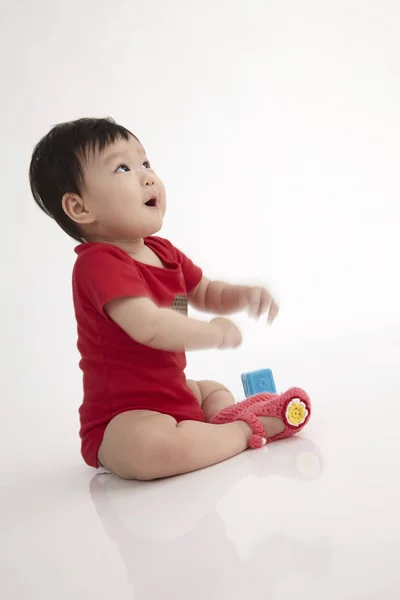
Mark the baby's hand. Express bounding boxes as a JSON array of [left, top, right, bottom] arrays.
[[210, 317, 243, 349], [246, 287, 279, 325]]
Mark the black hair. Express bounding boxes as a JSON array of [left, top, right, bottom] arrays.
[[29, 117, 135, 242]]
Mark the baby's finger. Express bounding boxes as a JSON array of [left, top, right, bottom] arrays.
[[267, 299, 280, 325], [258, 289, 272, 319], [248, 288, 261, 318]]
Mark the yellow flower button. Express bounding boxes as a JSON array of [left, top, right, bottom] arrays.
[[285, 399, 309, 427]]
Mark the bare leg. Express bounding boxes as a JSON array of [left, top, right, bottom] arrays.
[[187, 379, 236, 421], [187, 381, 284, 436], [98, 409, 284, 481]]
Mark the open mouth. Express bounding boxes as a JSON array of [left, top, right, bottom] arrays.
[[145, 198, 157, 208]]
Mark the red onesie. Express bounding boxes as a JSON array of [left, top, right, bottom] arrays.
[[73, 236, 206, 468]]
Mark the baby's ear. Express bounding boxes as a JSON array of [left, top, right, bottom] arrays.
[[62, 193, 94, 225]]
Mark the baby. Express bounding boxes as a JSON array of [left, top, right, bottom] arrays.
[[29, 117, 311, 480]]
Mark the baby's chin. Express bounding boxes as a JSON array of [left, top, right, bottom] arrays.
[[102, 219, 164, 241], [142, 218, 165, 237]]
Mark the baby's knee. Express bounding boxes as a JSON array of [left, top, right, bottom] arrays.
[[120, 428, 181, 481], [186, 379, 202, 403], [100, 411, 180, 480], [197, 380, 231, 399]]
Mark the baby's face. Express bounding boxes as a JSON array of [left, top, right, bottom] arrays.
[[80, 135, 166, 241]]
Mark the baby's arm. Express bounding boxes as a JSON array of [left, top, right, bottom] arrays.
[[190, 277, 279, 324], [105, 296, 242, 352]]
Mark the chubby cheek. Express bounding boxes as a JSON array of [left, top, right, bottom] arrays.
[[90, 196, 134, 230], [103, 180, 141, 217], [157, 180, 167, 214]]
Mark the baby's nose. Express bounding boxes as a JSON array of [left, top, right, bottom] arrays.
[[141, 169, 155, 186]]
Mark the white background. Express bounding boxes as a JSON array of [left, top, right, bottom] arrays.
[[2, 0, 399, 466], [1, 2, 400, 599]]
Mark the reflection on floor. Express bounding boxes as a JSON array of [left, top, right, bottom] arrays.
[[2, 329, 400, 599], [90, 437, 327, 600]]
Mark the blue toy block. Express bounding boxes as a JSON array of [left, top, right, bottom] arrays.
[[241, 369, 276, 398]]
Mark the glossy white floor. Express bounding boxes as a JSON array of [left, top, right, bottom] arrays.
[[1, 323, 399, 600]]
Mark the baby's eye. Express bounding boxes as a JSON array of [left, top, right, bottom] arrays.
[[142, 161, 151, 169], [115, 164, 130, 173]]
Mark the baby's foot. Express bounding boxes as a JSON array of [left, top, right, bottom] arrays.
[[211, 388, 312, 449], [211, 392, 275, 425], [242, 389, 312, 448], [259, 416, 285, 439]]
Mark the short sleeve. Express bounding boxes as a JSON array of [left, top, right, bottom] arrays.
[[170, 243, 203, 293], [73, 245, 149, 314]]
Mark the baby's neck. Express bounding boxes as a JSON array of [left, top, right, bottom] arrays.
[[91, 237, 146, 257]]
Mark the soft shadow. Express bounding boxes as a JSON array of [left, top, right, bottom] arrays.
[[89, 437, 328, 598]]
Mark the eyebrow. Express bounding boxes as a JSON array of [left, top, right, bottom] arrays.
[[102, 151, 128, 166], [103, 146, 146, 166]]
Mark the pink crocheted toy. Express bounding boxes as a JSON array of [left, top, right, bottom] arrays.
[[211, 388, 311, 449]]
